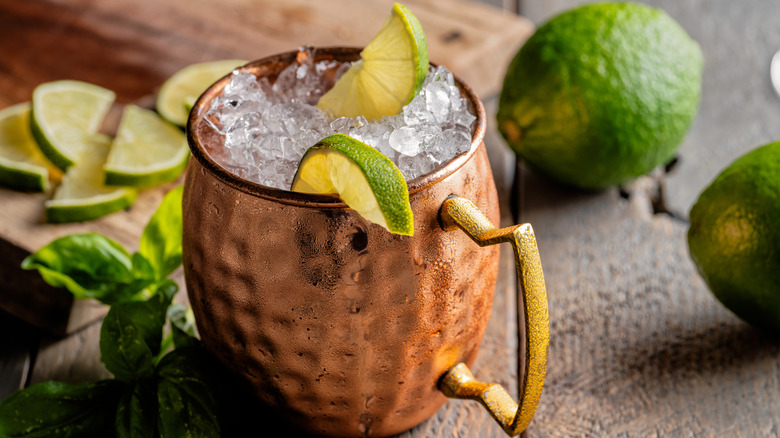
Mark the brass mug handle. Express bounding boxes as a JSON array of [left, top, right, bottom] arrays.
[[438, 196, 549, 436]]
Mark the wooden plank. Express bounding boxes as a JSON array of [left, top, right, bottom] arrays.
[[0, 311, 37, 398], [0, 0, 532, 335], [28, 320, 111, 385], [514, 166, 780, 436]]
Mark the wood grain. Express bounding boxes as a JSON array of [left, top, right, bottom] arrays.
[[0, 0, 532, 334]]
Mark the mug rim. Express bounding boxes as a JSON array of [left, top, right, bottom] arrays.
[[186, 47, 487, 209]]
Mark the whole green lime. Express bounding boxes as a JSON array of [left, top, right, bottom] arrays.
[[498, 2, 703, 189], [688, 141, 780, 333]]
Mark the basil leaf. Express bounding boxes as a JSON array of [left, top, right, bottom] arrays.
[[167, 304, 199, 349], [156, 347, 220, 438], [101, 283, 177, 380], [140, 186, 183, 279], [100, 305, 156, 381], [21, 233, 135, 303], [0, 380, 123, 437], [116, 380, 157, 438], [132, 252, 156, 280], [153, 279, 179, 303]]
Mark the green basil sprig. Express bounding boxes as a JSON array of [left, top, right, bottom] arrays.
[[21, 186, 184, 305], [1, 186, 225, 437]]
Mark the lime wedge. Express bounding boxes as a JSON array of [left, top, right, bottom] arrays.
[[46, 134, 136, 223], [156, 59, 247, 126], [0, 103, 52, 191], [292, 134, 414, 236], [104, 105, 188, 187], [31, 80, 115, 171], [316, 3, 428, 120]]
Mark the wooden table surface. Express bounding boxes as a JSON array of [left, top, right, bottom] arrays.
[[2, 0, 780, 437]]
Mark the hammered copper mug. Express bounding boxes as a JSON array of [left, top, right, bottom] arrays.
[[183, 48, 549, 437]]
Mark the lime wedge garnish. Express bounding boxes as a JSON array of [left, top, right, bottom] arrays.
[[292, 134, 413, 236], [316, 3, 428, 120], [104, 105, 188, 187], [156, 59, 247, 126], [0, 103, 52, 191], [46, 134, 136, 223], [31, 80, 115, 171]]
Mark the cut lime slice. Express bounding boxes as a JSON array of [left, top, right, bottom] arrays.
[[46, 134, 136, 223], [104, 105, 188, 187], [292, 134, 413, 235], [316, 3, 428, 120], [0, 103, 52, 191], [31, 80, 115, 171], [156, 59, 247, 126]]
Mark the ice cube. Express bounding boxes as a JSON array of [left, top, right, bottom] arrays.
[[331, 116, 367, 133], [389, 126, 422, 156], [208, 61, 476, 189]]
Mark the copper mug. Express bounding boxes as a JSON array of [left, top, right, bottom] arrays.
[[183, 48, 549, 437]]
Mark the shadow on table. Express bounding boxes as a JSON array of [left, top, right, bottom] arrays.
[[614, 317, 780, 386], [514, 163, 621, 221]]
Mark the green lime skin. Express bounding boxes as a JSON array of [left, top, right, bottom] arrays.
[[498, 2, 703, 190], [688, 141, 780, 333]]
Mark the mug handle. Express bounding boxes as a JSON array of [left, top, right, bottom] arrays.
[[438, 196, 549, 436]]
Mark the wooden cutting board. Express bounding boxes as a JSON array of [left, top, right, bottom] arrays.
[[0, 0, 533, 334]]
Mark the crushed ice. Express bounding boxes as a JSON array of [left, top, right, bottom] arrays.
[[205, 47, 476, 189]]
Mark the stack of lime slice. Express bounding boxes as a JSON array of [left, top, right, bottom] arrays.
[[24, 80, 188, 222], [0, 57, 246, 222]]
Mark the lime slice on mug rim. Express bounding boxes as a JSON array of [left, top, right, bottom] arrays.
[[292, 134, 414, 236], [316, 3, 428, 120]]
